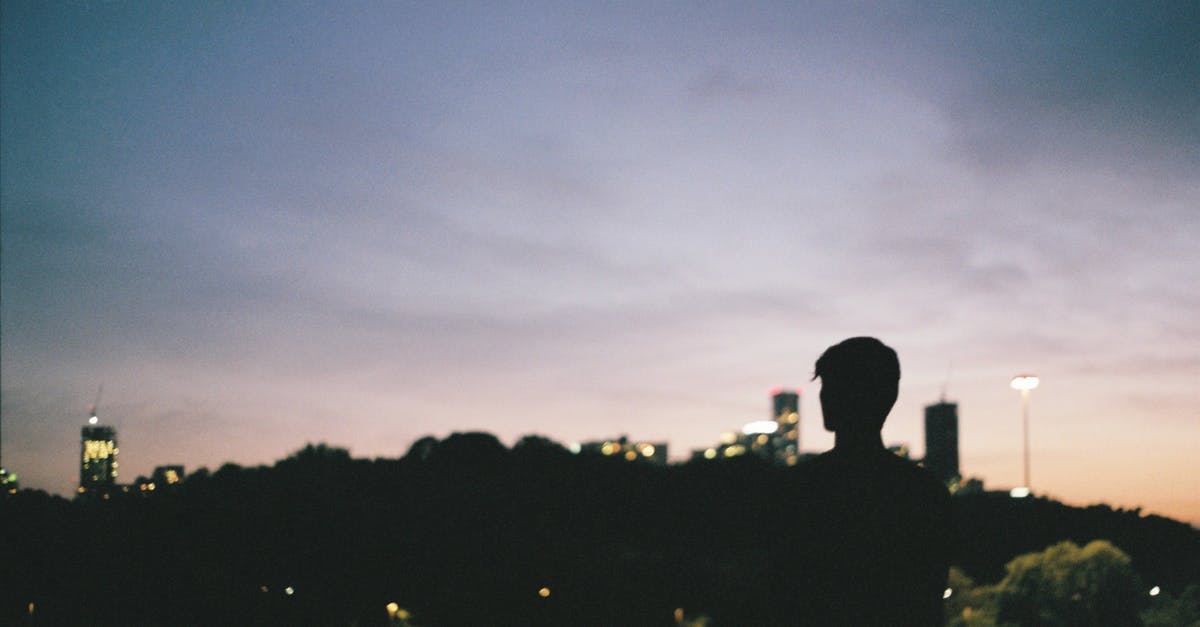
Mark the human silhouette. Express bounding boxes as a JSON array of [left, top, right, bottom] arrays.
[[771, 337, 951, 626]]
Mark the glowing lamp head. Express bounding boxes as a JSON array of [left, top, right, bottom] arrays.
[[88, 415, 99, 425], [1010, 486, 1031, 498], [1010, 375, 1039, 391]]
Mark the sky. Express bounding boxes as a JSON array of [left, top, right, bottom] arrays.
[[2, 2, 1197, 524]]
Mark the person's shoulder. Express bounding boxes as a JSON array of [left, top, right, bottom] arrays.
[[880, 453, 950, 497]]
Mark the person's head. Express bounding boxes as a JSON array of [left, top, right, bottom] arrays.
[[813, 337, 900, 436]]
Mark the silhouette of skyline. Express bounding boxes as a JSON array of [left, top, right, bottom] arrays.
[[2, 3, 1198, 526]]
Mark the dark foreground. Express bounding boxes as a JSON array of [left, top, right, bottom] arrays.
[[3, 434, 1197, 626]]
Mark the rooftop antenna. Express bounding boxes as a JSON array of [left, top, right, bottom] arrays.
[[87, 385, 103, 425]]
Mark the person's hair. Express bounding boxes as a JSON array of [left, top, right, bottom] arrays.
[[813, 337, 900, 429]]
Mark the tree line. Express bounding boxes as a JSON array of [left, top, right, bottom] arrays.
[[2, 432, 1197, 626]]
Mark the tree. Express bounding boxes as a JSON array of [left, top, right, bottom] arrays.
[[1141, 582, 1200, 627], [993, 540, 1143, 627]]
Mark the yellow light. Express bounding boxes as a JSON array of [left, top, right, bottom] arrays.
[[28, 602, 35, 614], [624, 450, 637, 461], [640, 444, 655, 457], [703, 448, 716, 459], [724, 445, 745, 457], [397, 609, 410, 619], [538, 587, 551, 598], [720, 431, 737, 445], [1010, 375, 1039, 391], [786, 412, 798, 424], [386, 602, 399, 616], [943, 588, 953, 599], [756, 434, 768, 445], [601, 442, 615, 455], [674, 607, 684, 622]]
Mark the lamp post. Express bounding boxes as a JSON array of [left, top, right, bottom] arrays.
[[1010, 374, 1039, 492]]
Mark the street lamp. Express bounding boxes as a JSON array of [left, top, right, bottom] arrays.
[[1010, 374, 1039, 492]]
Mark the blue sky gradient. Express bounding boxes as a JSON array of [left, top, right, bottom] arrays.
[[3, 2, 1198, 522]]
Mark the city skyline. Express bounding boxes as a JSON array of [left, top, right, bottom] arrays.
[[2, 3, 1198, 525], [6, 382, 1189, 521]]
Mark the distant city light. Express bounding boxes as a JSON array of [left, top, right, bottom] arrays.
[[538, 587, 551, 598], [1010, 487, 1031, 498], [943, 588, 953, 599], [703, 448, 717, 459], [1149, 586, 1161, 597], [284, 586, 295, 596], [640, 444, 655, 457], [89, 416, 98, 424], [743, 420, 778, 435], [720, 431, 737, 445]]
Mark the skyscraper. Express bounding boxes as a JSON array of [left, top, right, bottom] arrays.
[[771, 388, 801, 465], [923, 401, 959, 485], [80, 425, 118, 494]]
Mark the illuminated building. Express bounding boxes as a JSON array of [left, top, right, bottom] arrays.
[[152, 465, 185, 487], [1, 467, 17, 494], [80, 425, 119, 494], [579, 436, 668, 465], [770, 388, 801, 465], [924, 401, 960, 485], [688, 389, 806, 465], [133, 465, 186, 494], [689, 389, 805, 465]]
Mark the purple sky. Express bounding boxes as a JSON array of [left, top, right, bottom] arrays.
[[2, 2, 1198, 524]]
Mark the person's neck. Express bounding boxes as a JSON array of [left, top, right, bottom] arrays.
[[832, 431, 885, 453]]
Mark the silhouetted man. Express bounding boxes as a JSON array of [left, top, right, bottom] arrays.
[[774, 337, 950, 626]]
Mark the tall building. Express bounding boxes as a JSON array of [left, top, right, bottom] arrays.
[[80, 425, 119, 494], [923, 401, 959, 485], [771, 388, 801, 465]]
